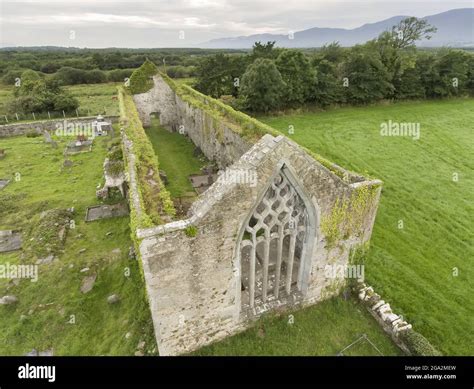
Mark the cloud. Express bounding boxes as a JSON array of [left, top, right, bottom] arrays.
[[0, 0, 469, 47]]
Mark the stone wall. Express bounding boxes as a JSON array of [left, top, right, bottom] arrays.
[[133, 76, 252, 169], [0, 116, 119, 138], [136, 134, 382, 355]]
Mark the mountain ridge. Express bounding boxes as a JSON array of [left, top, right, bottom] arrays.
[[200, 8, 473, 48]]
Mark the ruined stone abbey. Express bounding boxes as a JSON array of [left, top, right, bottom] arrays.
[[124, 73, 382, 356]]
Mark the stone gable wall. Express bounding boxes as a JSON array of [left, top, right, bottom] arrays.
[[125, 75, 382, 355], [133, 76, 252, 169], [137, 133, 382, 355]]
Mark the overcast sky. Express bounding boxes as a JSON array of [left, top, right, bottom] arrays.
[[0, 0, 470, 48]]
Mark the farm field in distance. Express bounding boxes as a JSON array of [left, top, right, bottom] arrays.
[[261, 98, 474, 355], [0, 83, 120, 122]]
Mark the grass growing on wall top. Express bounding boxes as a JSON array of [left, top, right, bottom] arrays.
[[127, 59, 159, 95], [118, 87, 175, 228]]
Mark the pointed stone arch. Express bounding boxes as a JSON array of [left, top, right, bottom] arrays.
[[236, 161, 317, 316]]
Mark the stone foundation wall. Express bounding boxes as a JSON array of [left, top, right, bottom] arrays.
[[0, 116, 119, 138]]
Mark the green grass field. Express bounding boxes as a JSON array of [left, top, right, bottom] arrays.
[[0, 132, 156, 355], [0, 83, 120, 121], [145, 119, 207, 198], [194, 297, 401, 356], [260, 98, 474, 355], [65, 83, 120, 116]]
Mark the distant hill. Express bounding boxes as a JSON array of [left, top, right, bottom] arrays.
[[200, 8, 474, 49]]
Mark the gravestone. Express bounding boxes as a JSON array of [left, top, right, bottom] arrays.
[[43, 130, 52, 144], [85, 203, 129, 222], [0, 179, 10, 191], [0, 230, 22, 253]]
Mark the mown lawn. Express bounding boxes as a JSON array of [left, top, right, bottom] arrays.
[[145, 119, 207, 198], [260, 98, 474, 355], [0, 132, 156, 355]]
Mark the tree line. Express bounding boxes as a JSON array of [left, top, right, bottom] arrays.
[[0, 48, 244, 86], [194, 18, 474, 112]]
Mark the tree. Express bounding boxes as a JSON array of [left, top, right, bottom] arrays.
[[9, 69, 78, 114], [395, 65, 426, 100], [239, 58, 286, 112], [195, 54, 247, 98], [342, 47, 394, 104], [251, 41, 279, 60], [275, 50, 315, 105], [433, 49, 470, 97], [309, 43, 346, 106], [391, 17, 437, 49], [310, 59, 343, 106]]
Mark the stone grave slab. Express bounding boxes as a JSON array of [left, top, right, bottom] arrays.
[[64, 140, 93, 155], [0, 179, 10, 191], [85, 203, 129, 222], [0, 230, 22, 253]]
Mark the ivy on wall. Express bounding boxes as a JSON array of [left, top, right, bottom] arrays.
[[321, 184, 380, 247]]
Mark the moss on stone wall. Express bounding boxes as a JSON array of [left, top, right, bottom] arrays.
[[399, 329, 442, 356], [118, 86, 175, 231]]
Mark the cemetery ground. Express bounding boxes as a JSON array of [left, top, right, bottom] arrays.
[[261, 97, 474, 355], [0, 130, 156, 355]]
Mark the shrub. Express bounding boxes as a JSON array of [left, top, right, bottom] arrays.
[[185, 225, 198, 237], [399, 330, 442, 356], [239, 58, 286, 112], [107, 68, 134, 83]]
